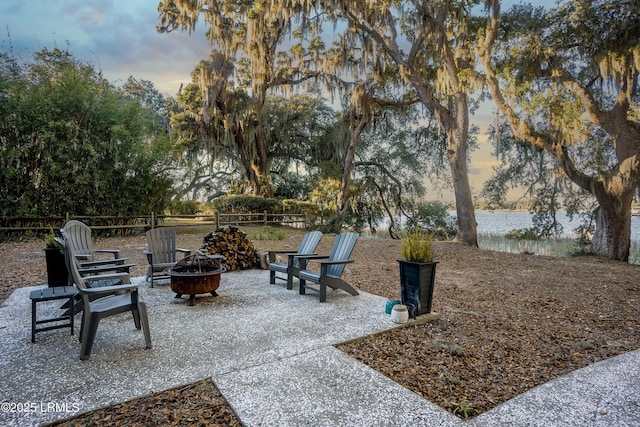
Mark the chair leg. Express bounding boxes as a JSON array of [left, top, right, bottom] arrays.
[[80, 312, 100, 360], [269, 270, 276, 284], [299, 278, 306, 295], [139, 302, 152, 350], [79, 310, 85, 342], [31, 299, 36, 343], [319, 283, 327, 303], [286, 271, 293, 290], [131, 306, 142, 330]]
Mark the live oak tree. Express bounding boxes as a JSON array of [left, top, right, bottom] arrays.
[[353, 104, 438, 237], [263, 91, 336, 183], [481, 0, 640, 261], [168, 64, 336, 200], [157, 0, 323, 196], [320, 0, 486, 246], [332, 83, 412, 227]]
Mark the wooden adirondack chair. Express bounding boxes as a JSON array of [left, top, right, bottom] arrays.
[[61, 220, 123, 262], [143, 228, 192, 287], [60, 220, 130, 285], [66, 236, 151, 360], [268, 231, 323, 290], [57, 236, 134, 316], [297, 232, 359, 302]]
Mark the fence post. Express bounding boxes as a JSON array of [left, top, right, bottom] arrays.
[[151, 212, 155, 229], [264, 210, 268, 225], [215, 212, 220, 228]]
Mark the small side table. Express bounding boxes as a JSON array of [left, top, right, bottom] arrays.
[[30, 286, 77, 343]]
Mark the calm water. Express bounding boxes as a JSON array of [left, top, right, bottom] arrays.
[[474, 210, 640, 263], [475, 210, 640, 241]]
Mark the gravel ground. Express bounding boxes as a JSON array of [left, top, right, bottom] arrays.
[[2, 225, 639, 423]]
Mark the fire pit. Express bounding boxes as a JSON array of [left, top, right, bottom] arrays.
[[166, 252, 225, 306]]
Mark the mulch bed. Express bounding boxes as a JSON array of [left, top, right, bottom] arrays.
[[45, 379, 241, 427]]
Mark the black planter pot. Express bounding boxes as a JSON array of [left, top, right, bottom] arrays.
[[44, 247, 68, 287], [398, 259, 438, 318]]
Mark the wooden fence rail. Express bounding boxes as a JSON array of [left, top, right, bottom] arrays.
[[0, 211, 308, 233]]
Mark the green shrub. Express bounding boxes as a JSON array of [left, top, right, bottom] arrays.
[[44, 227, 58, 248], [169, 199, 200, 215], [252, 226, 286, 241], [282, 200, 320, 216], [212, 195, 280, 214], [504, 227, 541, 240], [571, 224, 593, 256]]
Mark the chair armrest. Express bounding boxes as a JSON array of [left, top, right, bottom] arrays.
[[268, 250, 295, 262], [95, 249, 121, 258], [79, 283, 138, 295], [79, 263, 134, 276], [81, 272, 131, 286], [268, 250, 298, 254], [294, 254, 329, 260], [73, 254, 91, 262], [79, 258, 129, 267], [177, 248, 191, 256], [317, 259, 355, 266], [267, 250, 297, 262], [295, 254, 329, 270], [320, 259, 354, 276], [319, 259, 354, 276], [286, 252, 317, 266]]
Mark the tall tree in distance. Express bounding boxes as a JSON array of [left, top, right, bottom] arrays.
[[322, 0, 484, 246], [481, 0, 640, 261]]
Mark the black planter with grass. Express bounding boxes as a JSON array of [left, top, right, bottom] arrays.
[[398, 259, 437, 318], [398, 230, 438, 318]]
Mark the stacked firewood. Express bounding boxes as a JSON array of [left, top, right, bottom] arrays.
[[200, 225, 260, 271]]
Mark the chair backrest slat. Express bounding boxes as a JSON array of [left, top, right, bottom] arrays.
[[61, 220, 95, 261], [146, 228, 178, 263], [62, 236, 89, 292], [293, 231, 323, 268], [327, 232, 358, 277]]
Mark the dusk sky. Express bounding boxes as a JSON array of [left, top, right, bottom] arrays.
[[1, 0, 546, 200], [1, 1, 211, 95]]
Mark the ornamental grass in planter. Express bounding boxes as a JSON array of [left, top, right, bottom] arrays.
[[400, 229, 435, 263], [398, 230, 437, 318]]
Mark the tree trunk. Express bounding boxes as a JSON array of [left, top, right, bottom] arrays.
[[337, 116, 368, 221], [591, 190, 634, 261], [447, 128, 478, 246], [235, 127, 273, 197], [252, 105, 273, 197], [443, 95, 477, 246]]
